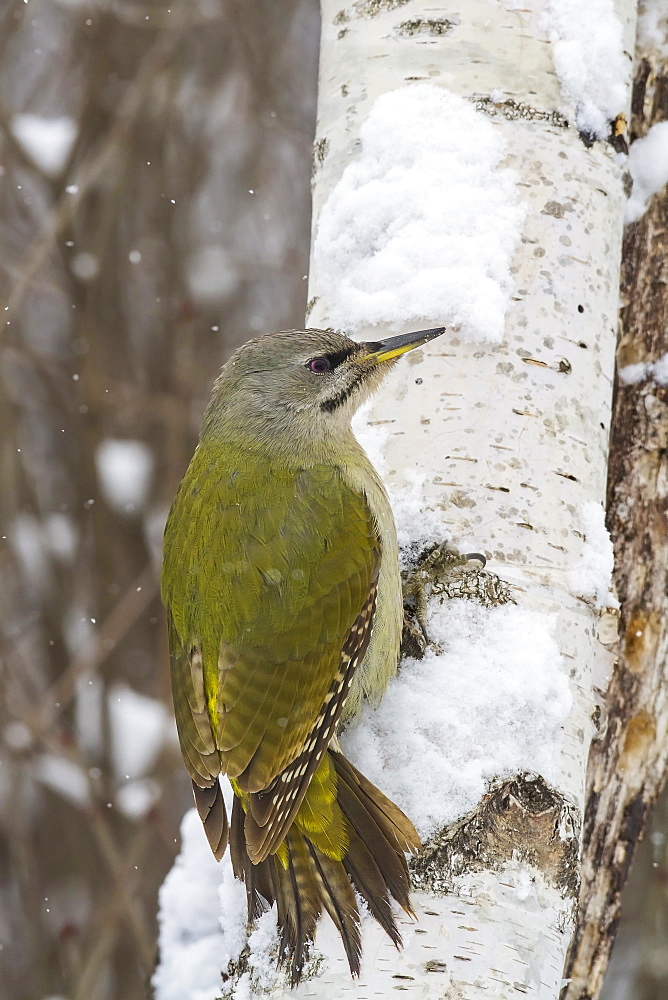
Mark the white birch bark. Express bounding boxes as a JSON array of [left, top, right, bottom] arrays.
[[299, 1, 637, 997]]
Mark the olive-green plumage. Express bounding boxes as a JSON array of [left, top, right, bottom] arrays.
[[162, 326, 444, 983]]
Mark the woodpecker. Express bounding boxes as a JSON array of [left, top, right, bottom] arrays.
[[162, 326, 445, 983]]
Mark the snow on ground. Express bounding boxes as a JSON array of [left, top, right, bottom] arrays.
[[11, 114, 77, 176], [342, 600, 571, 839], [94, 438, 154, 515], [625, 122, 668, 223], [619, 352, 668, 386], [568, 501, 617, 608], [314, 84, 525, 343]]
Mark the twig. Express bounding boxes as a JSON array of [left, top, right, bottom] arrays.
[[30, 564, 158, 735]]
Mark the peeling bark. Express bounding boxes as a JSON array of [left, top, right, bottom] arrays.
[[563, 21, 668, 999], [413, 773, 580, 898]]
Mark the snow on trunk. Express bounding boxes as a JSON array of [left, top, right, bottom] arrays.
[[153, 3, 638, 998], [303, 0, 635, 997]]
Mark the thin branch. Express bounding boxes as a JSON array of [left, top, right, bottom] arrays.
[[31, 564, 158, 735]]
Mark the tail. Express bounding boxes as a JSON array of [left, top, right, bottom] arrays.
[[228, 749, 420, 985]]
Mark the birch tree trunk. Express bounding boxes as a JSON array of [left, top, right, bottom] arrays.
[[302, 1, 636, 997], [565, 7, 668, 996]]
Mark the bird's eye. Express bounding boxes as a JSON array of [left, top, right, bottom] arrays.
[[307, 356, 332, 374]]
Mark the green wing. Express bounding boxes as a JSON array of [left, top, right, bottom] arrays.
[[162, 439, 379, 798], [167, 625, 220, 785]]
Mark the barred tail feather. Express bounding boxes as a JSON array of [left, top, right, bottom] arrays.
[[304, 838, 361, 977], [230, 795, 274, 922], [331, 750, 419, 913], [228, 750, 420, 985], [331, 750, 421, 858], [342, 825, 402, 948], [273, 829, 323, 984]]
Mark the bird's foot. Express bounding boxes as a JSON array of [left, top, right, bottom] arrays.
[[401, 543, 513, 658], [401, 544, 486, 657]]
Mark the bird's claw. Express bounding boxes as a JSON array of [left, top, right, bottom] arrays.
[[401, 542, 488, 658]]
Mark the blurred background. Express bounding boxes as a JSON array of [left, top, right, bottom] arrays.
[[0, 2, 664, 999], [0, 1, 318, 997]]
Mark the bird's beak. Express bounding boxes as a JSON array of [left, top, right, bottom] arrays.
[[358, 327, 446, 364]]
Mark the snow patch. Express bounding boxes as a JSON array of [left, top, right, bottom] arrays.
[[626, 122, 668, 223], [9, 513, 77, 589], [342, 600, 572, 839], [63, 606, 94, 655], [35, 754, 89, 807], [75, 676, 104, 759], [351, 401, 390, 478], [9, 514, 49, 592], [4, 721, 33, 752], [188, 245, 238, 303], [637, 2, 668, 53], [568, 502, 616, 607], [108, 684, 170, 780], [116, 778, 161, 819], [314, 84, 525, 343], [43, 512, 77, 562], [153, 810, 237, 1000], [71, 251, 100, 282], [391, 474, 453, 564], [143, 504, 170, 568], [501, 0, 630, 138], [218, 856, 249, 969], [542, 0, 629, 139], [619, 353, 668, 386], [95, 439, 154, 514], [12, 114, 77, 176], [231, 911, 282, 1000], [618, 361, 650, 385], [654, 354, 668, 385]]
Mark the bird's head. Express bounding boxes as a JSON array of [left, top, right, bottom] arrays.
[[201, 326, 445, 453]]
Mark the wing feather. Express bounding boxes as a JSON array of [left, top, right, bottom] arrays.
[[167, 623, 219, 784], [163, 446, 381, 850], [243, 573, 378, 862]]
